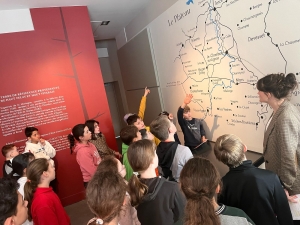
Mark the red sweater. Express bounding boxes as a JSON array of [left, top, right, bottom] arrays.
[[31, 187, 70, 225], [74, 142, 101, 182]]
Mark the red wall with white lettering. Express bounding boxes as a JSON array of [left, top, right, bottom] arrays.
[[0, 6, 117, 206]]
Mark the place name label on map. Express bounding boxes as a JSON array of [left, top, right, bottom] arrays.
[[166, 82, 177, 87], [231, 119, 255, 125], [243, 12, 263, 22], [248, 101, 261, 105], [221, 34, 231, 40], [248, 33, 265, 42], [204, 47, 212, 51], [232, 71, 245, 75], [231, 63, 240, 67], [279, 38, 300, 47], [188, 69, 197, 75], [214, 97, 222, 100], [233, 114, 246, 118], [246, 95, 258, 98], [238, 24, 249, 30], [218, 108, 232, 111], [252, 3, 262, 9], [168, 9, 191, 26], [195, 109, 206, 113], [226, 0, 239, 7], [237, 105, 249, 109]]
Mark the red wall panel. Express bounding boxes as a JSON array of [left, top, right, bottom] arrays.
[[0, 6, 117, 206]]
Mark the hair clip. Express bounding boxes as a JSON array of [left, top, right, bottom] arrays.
[[27, 179, 31, 183], [133, 172, 139, 176], [96, 218, 103, 224]]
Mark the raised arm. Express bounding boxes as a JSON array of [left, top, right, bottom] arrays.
[[177, 94, 193, 127], [138, 87, 150, 120]]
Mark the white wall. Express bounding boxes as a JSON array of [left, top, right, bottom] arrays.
[[115, 0, 179, 49]]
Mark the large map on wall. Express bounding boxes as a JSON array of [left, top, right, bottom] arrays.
[[149, 0, 300, 153]]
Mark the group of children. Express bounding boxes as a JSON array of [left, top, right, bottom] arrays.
[[0, 87, 296, 225], [1, 126, 69, 225]]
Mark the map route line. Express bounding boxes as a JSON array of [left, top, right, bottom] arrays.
[[174, 0, 268, 126], [263, 1, 287, 73]]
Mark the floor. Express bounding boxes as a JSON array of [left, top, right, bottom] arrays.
[[64, 144, 263, 225], [64, 200, 93, 225]]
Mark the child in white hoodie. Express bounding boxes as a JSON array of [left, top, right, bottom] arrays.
[[24, 127, 56, 160]]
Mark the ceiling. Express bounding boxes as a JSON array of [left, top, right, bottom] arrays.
[[0, 0, 151, 40]]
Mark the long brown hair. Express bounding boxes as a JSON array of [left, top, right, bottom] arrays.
[[24, 158, 49, 221], [180, 157, 221, 225], [127, 139, 156, 207], [86, 171, 127, 224]]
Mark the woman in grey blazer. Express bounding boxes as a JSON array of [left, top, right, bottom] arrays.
[[257, 73, 300, 197]]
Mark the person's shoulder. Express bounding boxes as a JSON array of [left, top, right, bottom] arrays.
[[177, 144, 189, 150], [176, 144, 192, 156], [160, 178, 180, 190], [221, 205, 249, 218], [280, 101, 300, 118]]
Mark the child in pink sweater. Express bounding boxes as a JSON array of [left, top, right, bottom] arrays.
[[68, 124, 101, 188]]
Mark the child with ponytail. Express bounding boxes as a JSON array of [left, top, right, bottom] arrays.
[[24, 158, 70, 225], [67, 124, 101, 188], [180, 157, 254, 225], [127, 139, 185, 225], [86, 170, 127, 225], [91, 156, 140, 225]]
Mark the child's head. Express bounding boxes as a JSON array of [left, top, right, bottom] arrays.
[[1, 144, 19, 160], [158, 111, 174, 121], [12, 153, 35, 177], [183, 105, 192, 120], [85, 120, 100, 138], [86, 171, 127, 224], [120, 125, 141, 146], [24, 127, 40, 144], [180, 157, 221, 225], [150, 115, 177, 141], [127, 139, 158, 207], [24, 158, 55, 221], [139, 129, 154, 141], [126, 114, 145, 130], [0, 178, 28, 225], [96, 156, 126, 178], [214, 134, 246, 168], [68, 124, 91, 153], [127, 139, 157, 173]]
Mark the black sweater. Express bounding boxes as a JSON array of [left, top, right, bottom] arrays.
[[136, 177, 185, 225], [177, 107, 205, 147], [219, 160, 293, 225]]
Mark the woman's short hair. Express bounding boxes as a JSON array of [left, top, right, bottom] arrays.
[[214, 134, 245, 168]]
